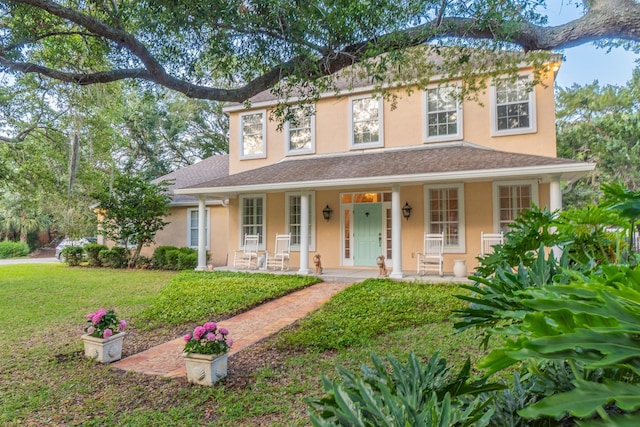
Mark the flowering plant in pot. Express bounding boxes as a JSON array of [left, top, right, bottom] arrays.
[[183, 322, 233, 386], [81, 309, 127, 363]]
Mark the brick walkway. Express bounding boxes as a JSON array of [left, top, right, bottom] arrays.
[[112, 281, 352, 378]]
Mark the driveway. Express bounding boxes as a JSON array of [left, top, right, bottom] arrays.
[[0, 257, 58, 265]]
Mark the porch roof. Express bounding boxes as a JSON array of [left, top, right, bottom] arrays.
[[175, 143, 594, 196]]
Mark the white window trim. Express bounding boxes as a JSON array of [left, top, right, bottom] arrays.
[[422, 85, 463, 143], [492, 180, 539, 232], [424, 184, 466, 254], [285, 105, 316, 156], [239, 110, 267, 160], [349, 94, 384, 149], [285, 191, 316, 251], [238, 194, 266, 250], [186, 207, 210, 249], [490, 72, 537, 137]]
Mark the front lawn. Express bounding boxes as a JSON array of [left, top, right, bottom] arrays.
[[0, 265, 481, 426]]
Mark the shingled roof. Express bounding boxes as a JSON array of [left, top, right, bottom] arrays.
[[153, 155, 229, 204], [176, 143, 593, 196]]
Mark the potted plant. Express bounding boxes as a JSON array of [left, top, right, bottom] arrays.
[[183, 322, 233, 386], [81, 309, 127, 363]]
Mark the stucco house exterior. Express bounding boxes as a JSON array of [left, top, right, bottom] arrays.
[[142, 154, 230, 266], [172, 54, 594, 277]]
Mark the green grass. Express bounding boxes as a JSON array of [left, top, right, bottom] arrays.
[[281, 279, 468, 350], [140, 271, 321, 327], [0, 265, 484, 426]]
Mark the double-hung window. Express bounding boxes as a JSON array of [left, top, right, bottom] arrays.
[[240, 195, 265, 248], [187, 208, 210, 249], [491, 75, 537, 136], [240, 111, 266, 159], [285, 192, 315, 250], [425, 184, 465, 252], [350, 95, 383, 149], [493, 181, 538, 233], [285, 105, 315, 155], [424, 86, 462, 142]]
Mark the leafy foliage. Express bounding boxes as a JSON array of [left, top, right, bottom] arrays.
[[0, 240, 29, 258], [140, 271, 320, 327], [61, 245, 84, 266], [307, 352, 501, 427], [83, 243, 108, 267], [92, 174, 171, 268], [283, 279, 466, 350], [97, 246, 129, 269]]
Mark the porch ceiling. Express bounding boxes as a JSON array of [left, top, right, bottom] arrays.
[[175, 143, 594, 196]]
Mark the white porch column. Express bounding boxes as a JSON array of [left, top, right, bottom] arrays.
[[549, 175, 563, 260], [390, 185, 404, 279], [298, 192, 311, 275], [196, 196, 208, 271]]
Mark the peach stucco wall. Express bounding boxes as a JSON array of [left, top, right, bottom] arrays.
[[143, 205, 229, 267], [228, 68, 557, 174]]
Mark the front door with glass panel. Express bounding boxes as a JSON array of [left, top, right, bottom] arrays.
[[353, 204, 382, 267]]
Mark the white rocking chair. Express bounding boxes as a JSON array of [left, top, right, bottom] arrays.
[[417, 232, 444, 277], [480, 232, 504, 257], [266, 233, 291, 271], [233, 234, 260, 269]]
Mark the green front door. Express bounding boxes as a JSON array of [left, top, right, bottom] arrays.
[[353, 203, 382, 267]]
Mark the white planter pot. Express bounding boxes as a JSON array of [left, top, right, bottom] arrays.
[[453, 259, 467, 278], [81, 332, 125, 363], [183, 352, 229, 386]]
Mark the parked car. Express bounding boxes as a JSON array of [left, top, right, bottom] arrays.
[[55, 237, 96, 261]]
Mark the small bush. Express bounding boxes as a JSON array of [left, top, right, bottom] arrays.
[[152, 246, 177, 269], [177, 251, 197, 270], [164, 249, 180, 270], [83, 243, 108, 267], [0, 240, 29, 259], [62, 246, 84, 266], [98, 246, 129, 268]]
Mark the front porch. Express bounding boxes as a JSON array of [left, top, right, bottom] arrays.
[[213, 265, 474, 284]]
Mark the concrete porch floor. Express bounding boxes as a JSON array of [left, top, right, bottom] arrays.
[[212, 265, 474, 284]]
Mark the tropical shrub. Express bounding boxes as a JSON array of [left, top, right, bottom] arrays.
[[61, 246, 84, 266], [83, 243, 108, 267], [0, 240, 29, 258], [98, 246, 129, 268], [307, 352, 501, 427]]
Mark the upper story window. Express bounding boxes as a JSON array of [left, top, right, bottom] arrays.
[[493, 180, 538, 233], [491, 75, 537, 136], [350, 95, 384, 149], [285, 105, 315, 156], [240, 110, 266, 159], [424, 184, 465, 253], [423, 86, 463, 142]]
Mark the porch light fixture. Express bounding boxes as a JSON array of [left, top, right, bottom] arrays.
[[322, 204, 333, 221], [402, 202, 412, 220]]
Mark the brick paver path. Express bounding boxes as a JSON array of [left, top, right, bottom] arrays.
[[113, 281, 352, 378]]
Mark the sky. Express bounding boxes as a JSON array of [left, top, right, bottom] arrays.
[[547, 2, 639, 88]]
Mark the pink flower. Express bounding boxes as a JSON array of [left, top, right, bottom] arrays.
[[218, 327, 229, 335], [92, 309, 107, 324], [193, 326, 206, 340], [204, 322, 217, 332], [86, 313, 95, 320], [87, 326, 95, 334], [226, 338, 234, 347], [206, 332, 215, 341], [183, 333, 191, 342], [119, 319, 127, 330], [216, 333, 223, 341], [103, 328, 113, 338]]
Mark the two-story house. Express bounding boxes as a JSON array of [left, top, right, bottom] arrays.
[[172, 53, 594, 277]]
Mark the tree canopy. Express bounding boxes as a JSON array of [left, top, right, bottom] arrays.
[[2, 0, 640, 103]]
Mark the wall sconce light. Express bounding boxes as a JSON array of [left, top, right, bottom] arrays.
[[322, 204, 333, 221], [402, 202, 412, 220]]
